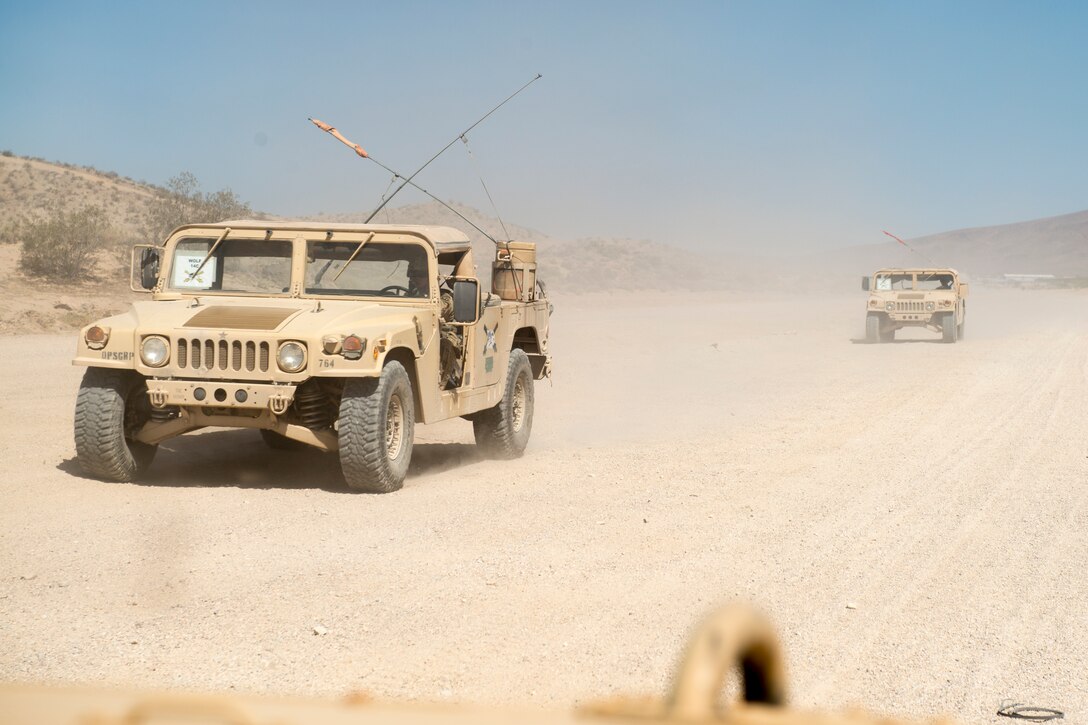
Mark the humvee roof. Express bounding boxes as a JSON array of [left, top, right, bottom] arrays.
[[873, 267, 961, 276], [171, 220, 474, 254]]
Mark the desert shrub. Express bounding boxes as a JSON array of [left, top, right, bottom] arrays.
[[1, 150, 13, 157], [140, 171, 254, 243], [18, 205, 113, 280], [0, 222, 20, 245]]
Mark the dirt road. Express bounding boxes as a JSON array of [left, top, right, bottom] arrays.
[[1, 288, 1085, 723]]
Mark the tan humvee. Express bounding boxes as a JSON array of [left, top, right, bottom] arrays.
[[861, 268, 968, 344], [73, 221, 552, 492]]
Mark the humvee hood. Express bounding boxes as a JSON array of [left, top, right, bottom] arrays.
[[183, 306, 300, 330], [126, 300, 306, 332], [126, 299, 418, 335], [278, 302, 417, 336]]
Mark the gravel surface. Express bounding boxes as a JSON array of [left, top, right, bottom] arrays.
[[1, 288, 1086, 724]]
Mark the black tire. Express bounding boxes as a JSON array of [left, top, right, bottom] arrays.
[[865, 313, 881, 343], [879, 326, 896, 343], [337, 362, 414, 493], [941, 312, 958, 343], [473, 349, 534, 459], [957, 315, 965, 340], [73, 368, 157, 482], [259, 429, 308, 451]]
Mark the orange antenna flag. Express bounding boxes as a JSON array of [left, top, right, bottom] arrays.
[[882, 229, 938, 267], [309, 117, 368, 158], [882, 230, 908, 246]]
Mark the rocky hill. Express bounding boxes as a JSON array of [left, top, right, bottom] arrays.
[[0, 153, 154, 243]]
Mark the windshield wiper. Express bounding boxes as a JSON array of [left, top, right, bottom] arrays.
[[331, 232, 375, 284], [187, 227, 231, 283]]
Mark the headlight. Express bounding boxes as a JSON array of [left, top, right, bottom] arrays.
[[277, 341, 306, 372], [140, 336, 170, 367], [925, 301, 935, 311], [885, 301, 895, 311]]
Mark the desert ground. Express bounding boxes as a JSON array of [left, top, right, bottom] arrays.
[[1, 287, 1086, 723]]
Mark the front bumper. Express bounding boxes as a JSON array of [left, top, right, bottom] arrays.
[[886, 312, 936, 324], [146, 380, 296, 414]]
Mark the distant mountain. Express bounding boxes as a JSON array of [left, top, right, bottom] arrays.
[[820, 210, 1088, 279], [908, 210, 1088, 277]]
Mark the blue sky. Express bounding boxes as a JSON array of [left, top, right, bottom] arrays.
[[1, 1, 1085, 252]]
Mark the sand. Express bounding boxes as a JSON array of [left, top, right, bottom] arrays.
[[1, 287, 1086, 723]]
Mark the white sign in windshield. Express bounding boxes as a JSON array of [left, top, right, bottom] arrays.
[[173, 253, 216, 289]]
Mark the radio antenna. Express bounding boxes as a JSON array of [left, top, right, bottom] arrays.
[[309, 74, 542, 245], [883, 230, 939, 268], [310, 117, 499, 243], [365, 73, 542, 224]]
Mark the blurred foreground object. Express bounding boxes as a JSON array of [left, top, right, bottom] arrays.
[[0, 604, 955, 724]]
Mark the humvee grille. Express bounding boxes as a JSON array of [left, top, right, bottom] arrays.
[[177, 338, 271, 373], [895, 301, 925, 312]]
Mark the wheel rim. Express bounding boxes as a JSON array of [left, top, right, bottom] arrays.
[[511, 377, 526, 432], [386, 394, 404, 459]]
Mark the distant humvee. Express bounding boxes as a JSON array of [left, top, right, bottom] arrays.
[[861, 268, 968, 343], [73, 221, 551, 492]]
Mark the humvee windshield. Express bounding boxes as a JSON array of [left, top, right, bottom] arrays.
[[874, 273, 914, 291], [874, 272, 955, 291], [169, 238, 293, 294], [916, 274, 955, 290], [306, 241, 430, 298]]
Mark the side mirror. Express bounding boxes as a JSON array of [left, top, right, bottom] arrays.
[[131, 245, 162, 292], [452, 279, 480, 324], [861, 276, 870, 292], [959, 282, 969, 298]]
